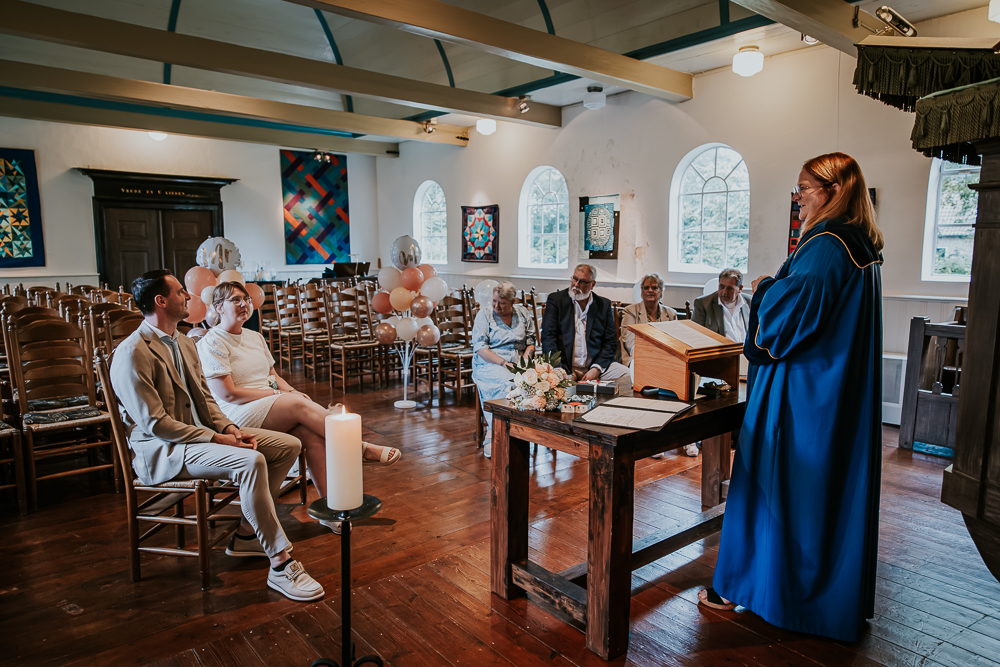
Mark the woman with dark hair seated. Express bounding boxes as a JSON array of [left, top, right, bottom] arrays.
[[198, 282, 400, 532]]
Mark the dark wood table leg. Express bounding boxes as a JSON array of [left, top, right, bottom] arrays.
[[586, 441, 635, 660], [701, 431, 731, 507], [491, 416, 530, 599]]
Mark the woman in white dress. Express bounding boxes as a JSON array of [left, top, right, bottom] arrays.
[[199, 282, 400, 530]]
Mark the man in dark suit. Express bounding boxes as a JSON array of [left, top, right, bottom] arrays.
[[693, 268, 751, 343], [542, 263, 629, 381]]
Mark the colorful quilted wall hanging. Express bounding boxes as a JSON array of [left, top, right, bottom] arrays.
[[578, 194, 620, 260], [461, 205, 499, 263], [0, 148, 46, 268], [281, 149, 350, 264]]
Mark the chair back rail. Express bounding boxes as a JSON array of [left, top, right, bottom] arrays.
[[102, 310, 144, 352]]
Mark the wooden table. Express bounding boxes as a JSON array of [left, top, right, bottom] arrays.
[[486, 390, 745, 660]]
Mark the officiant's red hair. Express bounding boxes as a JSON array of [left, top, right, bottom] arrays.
[[802, 152, 884, 252]]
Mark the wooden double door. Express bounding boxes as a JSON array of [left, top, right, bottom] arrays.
[[101, 207, 213, 291]]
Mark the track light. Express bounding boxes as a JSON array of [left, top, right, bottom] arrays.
[[732, 46, 763, 77], [422, 120, 436, 134], [801, 34, 819, 45], [874, 5, 917, 37], [583, 85, 606, 111], [517, 95, 530, 113], [312, 151, 337, 163]]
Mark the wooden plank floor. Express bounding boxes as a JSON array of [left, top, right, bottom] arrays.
[[2, 371, 999, 667]]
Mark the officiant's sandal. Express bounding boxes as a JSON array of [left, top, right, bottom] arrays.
[[362, 441, 401, 466], [698, 588, 737, 610]]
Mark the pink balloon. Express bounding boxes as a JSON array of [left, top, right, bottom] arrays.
[[389, 286, 413, 312], [372, 291, 393, 314], [184, 266, 216, 297], [410, 295, 434, 319], [375, 322, 397, 345], [417, 264, 437, 279], [400, 266, 425, 291], [245, 283, 265, 309], [185, 297, 207, 324], [415, 324, 441, 346]]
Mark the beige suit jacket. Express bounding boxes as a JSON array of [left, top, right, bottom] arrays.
[[110, 319, 236, 485]]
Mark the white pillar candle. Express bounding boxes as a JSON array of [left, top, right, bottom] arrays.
[[325, 406, 363, 511]]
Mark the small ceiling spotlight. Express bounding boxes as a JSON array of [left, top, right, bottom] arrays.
[[732, 46, 764, 77], [148, 131, 168, 141], [517, 95, 530, 113], [313, 151, 337, 163], [873, 5, 917, 36], [476, 118, 497, 136], [422, 120, 436, 134], [583, 85, 606, 110], [801, 34, 819, 45]]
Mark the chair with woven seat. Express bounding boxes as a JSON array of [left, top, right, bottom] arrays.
[[8, 318, 115, 509], [297, 286, 331, 379], [86, 302, 126, 354], [324, 288, 380, 393], [437, 290, 477, 403], [258, 284, 279, 355], [0, 400, 25, 514], [94, 351, 241, 590], [273, 285, 304, 371], [102, 310, 145, 352]]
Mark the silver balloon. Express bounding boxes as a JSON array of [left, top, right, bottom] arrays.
[[390, 235, 422, 270], [197, 237, 242, 275]]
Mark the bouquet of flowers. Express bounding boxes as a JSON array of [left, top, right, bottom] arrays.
[[507, 351, 575, 411]]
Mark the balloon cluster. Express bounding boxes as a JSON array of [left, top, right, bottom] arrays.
[[181, 237, 263, 324], [371, 235, 448, 347]]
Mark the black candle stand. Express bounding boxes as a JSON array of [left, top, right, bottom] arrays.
[[308, 494, 383, 667]]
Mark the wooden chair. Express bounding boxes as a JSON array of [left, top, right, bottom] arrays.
[[258, 284, 279, 354], [273, 285, 304, 371], [94, 351, 241, 590], [103, 310, 145, 352], [671, 300, 693, 321], [324, 288, 380, 393], [26, 286, 57, 307], [86, 302, 126, 354], [437, 290, 477, 403], [0, 398, 25, 514], [8, 319, 115, 509], [297, 286, 331, 379]]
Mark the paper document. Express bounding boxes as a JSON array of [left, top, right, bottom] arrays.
[[649, 321, 720, 349], [577, 405, 676, 430], [604, 397, 691, 413]]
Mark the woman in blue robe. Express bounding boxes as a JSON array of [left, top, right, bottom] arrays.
[[703, 153, 884, 643]]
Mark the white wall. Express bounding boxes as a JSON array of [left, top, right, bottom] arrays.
[[0, 117, 379, 286]]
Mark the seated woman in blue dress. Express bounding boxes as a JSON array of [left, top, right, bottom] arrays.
[[701, 152, 884, 643], [472, 281, 535, 458]]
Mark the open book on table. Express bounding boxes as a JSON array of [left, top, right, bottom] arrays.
[[574, 396, 694, 431]]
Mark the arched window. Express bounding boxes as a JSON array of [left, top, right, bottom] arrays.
[[518, 166, 570, 268], [922, 158, 978, 281], [413, 180, 447, 264], [669, 144, 750, 273]]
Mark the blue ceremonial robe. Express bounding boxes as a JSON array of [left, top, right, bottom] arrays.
[[713, 219, 883, 642]]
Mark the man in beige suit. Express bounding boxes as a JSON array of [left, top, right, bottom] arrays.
[[110, 270, 323, 602]]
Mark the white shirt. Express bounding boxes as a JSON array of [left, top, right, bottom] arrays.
[[719, 297, 748, 344], [148, 323, 207, 429], [573, 296, 594, 370]]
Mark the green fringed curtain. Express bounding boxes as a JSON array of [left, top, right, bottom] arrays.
[[911, 78, 1000, 166], [854, 45, 1000, 112]]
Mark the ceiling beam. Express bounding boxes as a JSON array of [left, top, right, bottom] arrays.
[[0, 0, 560, 127], [0, 60, 470, 146], [729, 0, 875, 57], [0, 94, 400, 158], [286, 0, 693, 102]]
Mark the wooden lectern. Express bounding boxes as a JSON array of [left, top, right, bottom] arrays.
[[630, 320, 743, 400]]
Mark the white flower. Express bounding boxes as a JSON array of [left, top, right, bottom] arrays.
[[534, 380, 550, 393], [523, 369, 538, 384]]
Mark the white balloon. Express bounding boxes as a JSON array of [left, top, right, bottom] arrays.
[[196, 237, 242, 275], [474, 279, 499, 306], [387, 315, 400, 328], [379, 267, 402, 291], [395, 316, 419, 341], [415, 316, 434, 328], [420, 276, 448, 302], [200, 285, 215, 307], [390, 235, 422, 270]]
